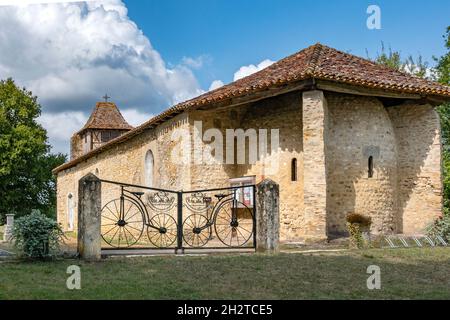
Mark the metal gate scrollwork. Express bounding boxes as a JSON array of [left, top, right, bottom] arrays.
[[99, 180, 256, 251]]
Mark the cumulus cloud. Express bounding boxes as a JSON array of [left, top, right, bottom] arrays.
[[233, 59, 275, 81], [181, 55, 211, 70], [121, 109, 153, 127], [208, 58, 275, 93], [208, 80, 224, 91], [37, 111, 87, 155], [0, 0, 97, 5], [0, 0, 204, 154], [0, 0, 203, 112]]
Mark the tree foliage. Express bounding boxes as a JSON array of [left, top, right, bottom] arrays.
[[435, 27, 450, 220], [368, 42, 430, 79], [0, 78, 66, 222], [12, 210, 65, 259], [434, 26, 450, 86]]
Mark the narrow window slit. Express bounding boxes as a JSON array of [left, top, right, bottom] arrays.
[[368, 156, 374, 178], [291, 158, 298, 182]]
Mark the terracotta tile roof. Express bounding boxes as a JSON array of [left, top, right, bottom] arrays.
[[78, 102, 133, 133], [177, 43, 450, 107], [53, 43, 450, 174]]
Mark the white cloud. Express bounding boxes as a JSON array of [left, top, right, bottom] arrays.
[[403, 64, 436, 80], [0, 0, 204, 155], [233, 59, 275, 81], [121, 109, 153, 127], [208, 80, 224, 91], [0, 0, 97, 5], [37, 111, 87, 154], [181, 55, 211, 70], [208, 58, 275, 93], [0, 0, 203, 112]]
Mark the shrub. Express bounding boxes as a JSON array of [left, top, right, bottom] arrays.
[[346, 213, 372, 227], [346, 213, 372, 249], [12, 210, 65, 259], [427, 209, 450, 242]]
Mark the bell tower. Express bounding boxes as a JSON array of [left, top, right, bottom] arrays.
[[70, 100, 133, 160]]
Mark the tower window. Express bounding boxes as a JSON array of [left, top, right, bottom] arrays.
[[101, 131, 111, 142], [368, 156, 374, 178], [291, 158, 298, 182]]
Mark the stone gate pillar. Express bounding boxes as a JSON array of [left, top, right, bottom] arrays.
[[78, 173, 102, 261], [3, 214, 15, 241], [302, 90, 329, 242], [256, 179, 280, 253]]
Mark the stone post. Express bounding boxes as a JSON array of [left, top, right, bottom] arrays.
[[3, 214, 15, 241], [302, 90, 329, 242], [78, 173, 102, 261], [256, 179, 280, 253]]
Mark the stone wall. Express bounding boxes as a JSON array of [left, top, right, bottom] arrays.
[[387, 102, 443, 234], [325, 93, 399, 236], [234, 92, 304, 241], [57, 90, 443, 240], [188, 92, 304, 241], [70, 134, 83, 161], [324, 93, 442, 237], [188, 108, 243, 190], [302, 90, 329, 241], [56, 113, 191, 232]]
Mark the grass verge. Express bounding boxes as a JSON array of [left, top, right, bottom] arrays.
[[0, 247, 449, 299]]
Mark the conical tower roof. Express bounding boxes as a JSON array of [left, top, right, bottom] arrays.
[[80, 102, 133, 133]]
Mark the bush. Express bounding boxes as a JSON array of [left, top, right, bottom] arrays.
[[12, 210, 65, 259], [346, 213, 372, 227], [427, 209, 450, 242], [346, 213, 372, 249]]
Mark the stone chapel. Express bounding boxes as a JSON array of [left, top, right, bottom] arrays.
[[53, 43, 450, 241]]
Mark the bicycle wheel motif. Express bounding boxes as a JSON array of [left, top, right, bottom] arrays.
[[101, 198, 144, 248], [214, 199, 254, 247], [182, 214, 211, 247], [147, 214, 178, 248]]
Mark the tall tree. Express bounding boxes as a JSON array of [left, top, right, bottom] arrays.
[[0, 78, 66, 222], [434, 26, 450, 86], [434, 27, 450, 209]]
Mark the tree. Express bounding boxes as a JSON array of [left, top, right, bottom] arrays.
[[0, 78, 66, 222], [367, 42, 430, 79], [369, 42, 403, 71], [434, 26, 450, 86], [434, 27, 450, 211]]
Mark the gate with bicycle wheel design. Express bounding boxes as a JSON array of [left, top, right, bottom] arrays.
[[99, 179, 256, 252]]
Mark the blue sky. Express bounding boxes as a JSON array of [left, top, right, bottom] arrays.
[[0, 0, 448, 154], [124, 0, 450, 89]]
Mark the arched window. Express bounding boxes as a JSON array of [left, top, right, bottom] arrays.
[[145, 150, 154, 187], [291, 158, 298, 182], [368, 156, 374, 178], [67, 193, 74, 231]]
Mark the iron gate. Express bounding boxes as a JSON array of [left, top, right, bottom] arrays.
[[99, 179, 256, 252]]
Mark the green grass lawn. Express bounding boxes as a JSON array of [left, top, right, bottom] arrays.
[[0, 248, 449, 300]]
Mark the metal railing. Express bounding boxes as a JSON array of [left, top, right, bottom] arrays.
[[99, 179, 257, 252]]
